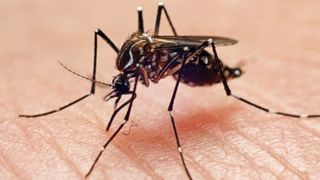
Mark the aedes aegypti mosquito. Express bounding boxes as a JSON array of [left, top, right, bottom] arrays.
[[19, 2, 320, 179]]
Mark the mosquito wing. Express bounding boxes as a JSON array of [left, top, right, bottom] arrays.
[[153, 35, 237, 50]]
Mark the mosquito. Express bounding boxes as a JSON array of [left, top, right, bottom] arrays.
[[19, 2, 320, 179]]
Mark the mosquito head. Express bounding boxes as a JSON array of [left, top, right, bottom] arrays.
[[112, 73, 130, 95], [116, 32, 154, 72]]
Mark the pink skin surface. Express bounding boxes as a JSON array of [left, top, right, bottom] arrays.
[[1, 0, 320, 179]]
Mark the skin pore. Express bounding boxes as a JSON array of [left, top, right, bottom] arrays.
[[1, 0, 320, 179]]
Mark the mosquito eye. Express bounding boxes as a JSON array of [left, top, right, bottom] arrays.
[[114, 83, 130, 93]]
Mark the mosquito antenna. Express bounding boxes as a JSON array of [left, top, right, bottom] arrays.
[[58, 61, 112, 87]]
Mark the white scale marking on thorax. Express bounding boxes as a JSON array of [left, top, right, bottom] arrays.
[[123, 40, 144, 69]]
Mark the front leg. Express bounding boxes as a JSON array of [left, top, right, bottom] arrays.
[[19, 29, 119, 118], [85, 75, 139, 178]]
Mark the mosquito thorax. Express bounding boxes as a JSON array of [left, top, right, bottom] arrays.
[[116, 32, 154, 72], [112, 73, 130, 95]]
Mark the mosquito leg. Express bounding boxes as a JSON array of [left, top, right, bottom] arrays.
[[113, 96, 122, 110], [209, 40, 232, 96], [230, 94, 320, 118], [167, 54, 193, 180], [84, 104, 134, 178], [152, 55, 179, 83], [154, 2, 177, 36], [88, 29, 119, 94], [106, 95, 133, 131], [166, 42, 213, 180], [208, 41, 320, 119], [137, 6, 144, 33], [106, 74, 140, 131], [19, 94, 92, 118], [168, 51, 199, 179], [95, 29, 119, 53], [85, 76, 138, 178], [19, 30, 117, 118]]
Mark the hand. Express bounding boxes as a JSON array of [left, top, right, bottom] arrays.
[[1, 1, 319, 179]]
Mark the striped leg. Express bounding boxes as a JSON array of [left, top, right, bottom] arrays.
[[208, 40, 320, 119], [19, 29, 119, 118], [154, 2, 177, 36]]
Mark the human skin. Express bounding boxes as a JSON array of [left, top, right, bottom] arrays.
[[1, 0, 320, 179]]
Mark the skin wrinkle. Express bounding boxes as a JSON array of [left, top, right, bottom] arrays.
[[162, 117, 215, 179], [43, 114, 112, 176], [91, 93, 199, 178], [136, 96, 218, 179], [210, 126, 281, 179], [187, 109, 284, 179], [232, 110, 320, 178], [222, 140, 280, 179], [225, 131, 286, 176], [99, 141, 159, 179], [118, 134, 178, 179], [76, 104, 162, 178], [291, 121, 320, 140], [17, 103, 104, 177], [0, 148, 20, 179], [106, 134, 163, 179], [3, 120, 44, 178], [8, 56, 320, 179], [106, 118, 211, 179], [38, 122, 84, 178], [165, 128, 214, 179], [71, 98, 107, 128], [18, 119, 80, 178], [202, 121, 268, 176], [0, 121, 35, 178], [1, 0, 320, 179], [156, 91, 316, 179], [280, 128, 289, 158], [229, 124, 308, 179], [236, 80, 320, 138], [164, 105, 244, 178], [70, 102, 152, 177], [234, 76, 306, 110], [299, 121, 320, 139], [125, 114, 215, 179]]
